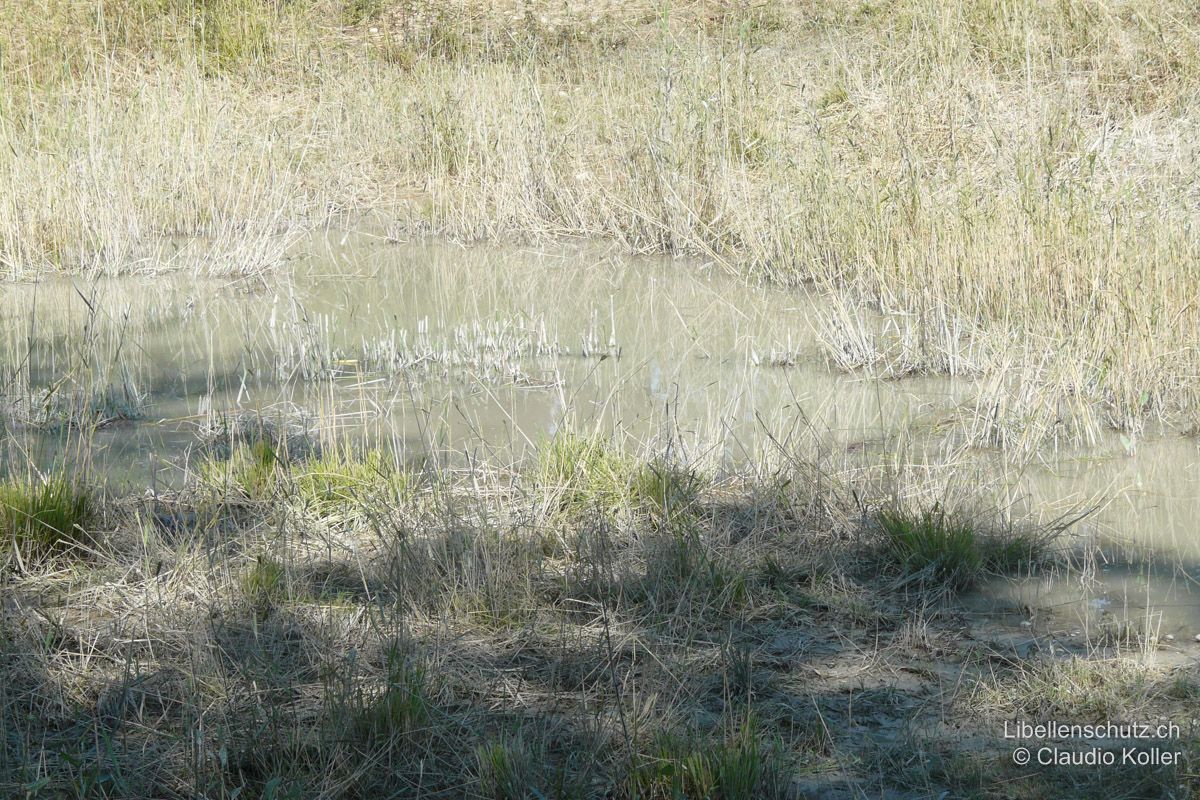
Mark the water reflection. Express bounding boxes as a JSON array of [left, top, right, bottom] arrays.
[[2, 232, 1198, 630]]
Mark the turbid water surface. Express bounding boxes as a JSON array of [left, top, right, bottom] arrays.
[[2, 230, 1198, 638]]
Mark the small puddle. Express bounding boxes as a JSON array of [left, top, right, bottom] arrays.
[[2, 231, 1198, 637]]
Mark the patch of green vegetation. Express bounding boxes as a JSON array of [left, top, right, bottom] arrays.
[[878, 506, 981, 587], [342, 0, 386, 26], [49, 0, 285, 75], [628, 459, 704, 523], [726, 125, 771, 166], [242, 556, 287, 607], [713, 0, 787, 44], [0, 474, 92, 555], [629, 725, 786, 800], [183, 0, 277, 73], [290, 449, 412, 517], [537, 433, 705, 521], [357, 643, 433, 743], [200, 443, 413, 514], [199, 438, 282, 500], [816, 84, 849, 111], [877, 506, 1041, 589], [475, 735, 545, 800], [536, 432, 628, 514]]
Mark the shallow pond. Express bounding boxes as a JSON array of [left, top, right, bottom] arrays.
[[2, 230, 1199, 639]]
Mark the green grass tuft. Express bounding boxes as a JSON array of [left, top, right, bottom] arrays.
[[877, 506, 1044, 589], [629, 725, 785, 800], [184, 0, 277, 73], [0, 474, 92, 556], [358, 642, 433, 743], [342, 0, 386, 25], [536, 432, 627, 514], [537, 433, 705, 521], [199, 438, 282, 501], [242, 556, 287, 607], [475, 735, 544, 800], [877, 506, 984, 588], [629, 459, 704, 523], [290, 449, 412, 517]]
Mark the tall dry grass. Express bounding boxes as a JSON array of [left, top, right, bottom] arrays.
[[2, 0, 1199, 437]]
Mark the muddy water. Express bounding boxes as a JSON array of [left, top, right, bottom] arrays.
[[0, 233, 962, 480], [1, 231, 1199, 636]]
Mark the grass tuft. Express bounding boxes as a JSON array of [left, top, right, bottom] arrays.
[[973, 657, 1155, 722], [0, 474, 92, 556], [358, 642, 433, 743], [629, 724, 785, 800], [290, 449, 412, 518], [536, 432, 629, 515], [877, 506, 982, 588], [475, 735, 545, 800], [629, 459, 705, 523], [537, 433, 704, 522], [199, 438, 282, 501], [877, 505, 1044, 589], [242, 556, 287, 607]]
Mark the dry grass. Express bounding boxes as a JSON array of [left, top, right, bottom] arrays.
[[2, 0, 1198, 442], [3, 5, 1199, 794], [5, 428, 1183, 798]]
